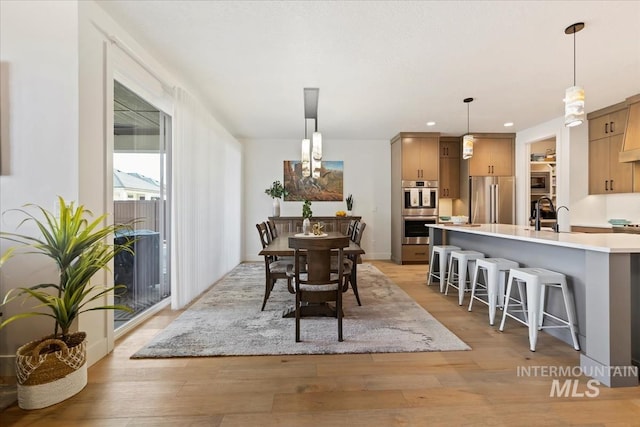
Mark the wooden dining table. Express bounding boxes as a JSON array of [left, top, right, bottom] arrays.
[[258, 231, 366, 317]]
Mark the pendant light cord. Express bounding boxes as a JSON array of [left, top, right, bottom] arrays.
[[573, 26, 576, 86], [467, 103, 470, 134]]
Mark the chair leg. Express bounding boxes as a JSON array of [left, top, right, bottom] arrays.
[[499, 274, 514, 331], [350, 277, 361, 306], [525, 280, 542, 352], [295, 292, 301, 342], [261, 275, 274, 311], [337, 289, 343, 342], [350, 261, 361, 306]]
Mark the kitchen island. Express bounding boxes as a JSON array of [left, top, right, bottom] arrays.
[[428, 223, 640, 387]]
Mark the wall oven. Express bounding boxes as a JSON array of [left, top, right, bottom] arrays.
[[402, 180, 438, 216], [402, 216, 437, 244], [530, 172, 551, 195]]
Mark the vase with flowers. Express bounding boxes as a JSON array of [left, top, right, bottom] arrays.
[[302, 200, 313, 235], [264, 180, 288, 217]]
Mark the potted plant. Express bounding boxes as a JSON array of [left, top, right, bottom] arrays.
[[0, 197, 133, 409], [302, 200, 313, 235], [264, 180, 289, 217], [345, 194, 354, 216]]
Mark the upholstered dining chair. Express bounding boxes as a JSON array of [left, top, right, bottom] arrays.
[[266, 219, 278, 240], [343, 221, 366, 306], [287, 236, 350, 342], [256, 222, 293, 310], [352, 221, 366, 245], [346, 219, 359, 241]]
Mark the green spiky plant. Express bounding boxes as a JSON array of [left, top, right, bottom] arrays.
[[0, 196, 134, 344]]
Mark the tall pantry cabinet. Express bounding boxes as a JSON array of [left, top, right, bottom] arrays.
[[390, 133, 439, 264]]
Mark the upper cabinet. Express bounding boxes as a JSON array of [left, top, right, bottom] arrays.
[[392, 133, 439, 181], [439, 137, 460, 198], [467, 134, 515, 176], [589, 108, 628, 140], [587, 100, 634, 194]]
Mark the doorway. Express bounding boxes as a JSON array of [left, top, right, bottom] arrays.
[[529, 137, 556, 226], [112, 80, 171, 329]]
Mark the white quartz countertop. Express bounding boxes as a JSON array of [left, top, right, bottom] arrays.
[[427, 223, 640, 253]]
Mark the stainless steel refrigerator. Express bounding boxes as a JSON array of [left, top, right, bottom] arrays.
[[468, 176, 515, 224]]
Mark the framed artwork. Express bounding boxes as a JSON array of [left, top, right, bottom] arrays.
[[283, 160, 344, 201]]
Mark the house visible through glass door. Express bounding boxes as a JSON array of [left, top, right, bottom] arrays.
[[112, 80, 171, 329]]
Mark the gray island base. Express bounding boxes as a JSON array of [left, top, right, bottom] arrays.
[[428, 223, 640, 388]]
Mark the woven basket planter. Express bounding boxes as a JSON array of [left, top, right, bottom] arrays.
[[15, 332, 88, 410]]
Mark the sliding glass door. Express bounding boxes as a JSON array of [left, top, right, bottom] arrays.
[[112, 80, 171, 329]]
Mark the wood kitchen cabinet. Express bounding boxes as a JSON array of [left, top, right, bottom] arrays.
[[390, 132, 440, 265], [439, 137, 460, 198], [588, 134, 633, 194], [588, 103, 633, 194], [392, 133, 439, 181], [467, 134, 515, 176], [588, 105, 627, 140]]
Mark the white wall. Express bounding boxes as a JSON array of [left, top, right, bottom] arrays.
[[0, 0, 242, 375], [0, 0, 80, 375], [517, 115, 640, 229], [243, 139, 391, 261]]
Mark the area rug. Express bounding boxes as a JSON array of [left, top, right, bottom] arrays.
[[132, 263, 470, 358]]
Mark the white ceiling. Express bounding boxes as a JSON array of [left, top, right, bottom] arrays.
[[96, 0, 640, 140]]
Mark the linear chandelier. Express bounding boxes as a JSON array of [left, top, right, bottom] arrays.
[[302, 88, 322, 178], [564, 22, 585, 127], [462, 97, 474, 160]]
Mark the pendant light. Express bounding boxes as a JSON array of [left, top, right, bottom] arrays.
[[302, 88, 322, 178], [564, 22, 585, 127], [462, 97, 474, 160]]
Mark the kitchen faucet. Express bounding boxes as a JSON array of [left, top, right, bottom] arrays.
[[553, 205, 569, 233], [534, 196, 556, 231]]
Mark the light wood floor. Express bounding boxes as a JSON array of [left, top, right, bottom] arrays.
[[3, 260, 640, 426]]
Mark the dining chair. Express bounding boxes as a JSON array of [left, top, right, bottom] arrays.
[[352, 221, 366, 246], [287, 236, 350, 342], [256, 222, 293, 310], [266, 219, 279, 239], [344, 221, 366, 306], [346, 219, 359, 241]]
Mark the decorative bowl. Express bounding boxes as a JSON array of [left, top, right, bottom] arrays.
[[439, 216, 451, 222], [451, 216, 469, 224], [608, 219, 630, 226]]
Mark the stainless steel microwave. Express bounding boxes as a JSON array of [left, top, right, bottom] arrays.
[[530, 172, 550, 194]]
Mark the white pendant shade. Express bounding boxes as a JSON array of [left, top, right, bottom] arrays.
[[301, 138, 311, 177], [564, 23, 586, 128], [312, 132, 322, 160], [301, 88, 323, 176], [462, 134, 474, 160], [564, 85, 585, 127]]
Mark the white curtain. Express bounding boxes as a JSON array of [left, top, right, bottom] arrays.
[[171, 87, 242, 309]]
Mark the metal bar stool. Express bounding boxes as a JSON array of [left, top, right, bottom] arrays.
[[445, 250, 485, 305], [468, 258, 519, 325], [499, 267, 580, 352], [427, 245, 461, 292]]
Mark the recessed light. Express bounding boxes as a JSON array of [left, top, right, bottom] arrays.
[[426, 121, 436, 126], [504, 122, 514, 127]]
